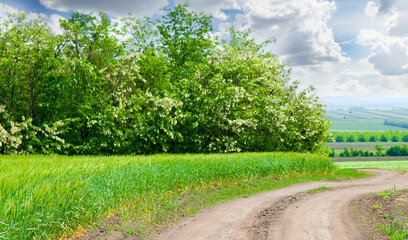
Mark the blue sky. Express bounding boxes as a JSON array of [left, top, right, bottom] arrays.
[[1, 0, 407, 97]]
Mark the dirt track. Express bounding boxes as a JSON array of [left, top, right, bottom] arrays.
[[156, 169, 408, 240]]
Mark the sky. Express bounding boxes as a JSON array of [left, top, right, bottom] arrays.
[[0, 0, 407, 98]]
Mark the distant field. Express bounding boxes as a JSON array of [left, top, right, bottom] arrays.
[[325, 109, 408, 131], [335, 159, 408, 169], [326, 142, 407, 153]]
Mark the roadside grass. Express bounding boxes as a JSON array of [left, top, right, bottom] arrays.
[[304, 186, 333, 194], [0, 153, 345, 239], [374, 187, 408, 240]]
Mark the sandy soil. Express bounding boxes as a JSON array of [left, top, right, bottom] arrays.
[[155, 169, 408, 240]]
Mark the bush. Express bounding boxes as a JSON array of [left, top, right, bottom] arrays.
[[335, 136, 344, 142], [380, 135, 388, 142], [358, 135, 366, 142], [391, 136, 399, 142], [0, 6, 330, 154], [346, 136, 355, 142], [386, 146, 408, 156], [369, 136, 377, 142]]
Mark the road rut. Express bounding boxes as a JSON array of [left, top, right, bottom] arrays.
[[156, 169, 408, 240]]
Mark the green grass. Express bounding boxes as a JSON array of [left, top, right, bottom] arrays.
[[335, 160, 408, 169], [0, 153, 340, 239], [329, 119, 406, 131], [325, 109, 408, 131], [304, 186, 333, 194]]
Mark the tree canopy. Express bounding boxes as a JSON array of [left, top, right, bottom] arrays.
[[0, 4, 330, 155]]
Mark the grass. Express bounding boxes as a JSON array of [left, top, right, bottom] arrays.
[[304, 186, 333, 194], [329, 119, 406, 131], [335, 160, 408, 169], [0, 152, 343, 239], [325, 109, 408, 131], [376, 187, 408, 240]]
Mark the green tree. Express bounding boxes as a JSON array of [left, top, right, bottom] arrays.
[[380, 135, 388, 142], [391, 135, 399, 142], [375, 144, 383, 156]]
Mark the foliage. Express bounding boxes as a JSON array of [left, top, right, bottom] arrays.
[[386, 145, 408, 156], [333, 144, 408, 157], [330, 131, 408, 144], [0, 153, 334, 238], [384, 119, 408, 129], [0, 5, 330, 154]]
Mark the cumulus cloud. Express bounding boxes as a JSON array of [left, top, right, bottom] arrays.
[[39, 0, 168, 17], [333, 69, 400, 95], [365, 1, 379, 17], [183, 0, 347, 67], [0, 3, 20, 18], [359, 0, 408, 76], [0, 3, 65, 34], [378, 0, 396, 14]]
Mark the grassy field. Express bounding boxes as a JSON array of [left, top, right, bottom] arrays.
[[325, 110, 408, 131], [335, 160, 408, 169], [0, 153, 343, 239]]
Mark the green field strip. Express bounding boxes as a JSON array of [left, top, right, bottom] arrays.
[[349, 111, 383, 118], [325, 112, 349, 120], [368, 111, 408, 119], [335, 159, 408, 169], [329, 119, 406, 131], [378, 110, 408, 118], [347, 113, 371, 119]]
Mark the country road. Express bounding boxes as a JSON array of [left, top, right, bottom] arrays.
[[156, 169, 408, 240]]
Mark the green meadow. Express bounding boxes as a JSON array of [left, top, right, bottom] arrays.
[[335, 160, 408, 169], [326, 109, 408, 131], [0, 153, 339, 239]]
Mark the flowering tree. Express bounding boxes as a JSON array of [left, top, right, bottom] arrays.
[[0, 4, 330, 155]]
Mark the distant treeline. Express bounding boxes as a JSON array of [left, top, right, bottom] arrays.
[[330, 131, 408, 143], [384, 119, 408, 129], [329, 144, 408, 157]]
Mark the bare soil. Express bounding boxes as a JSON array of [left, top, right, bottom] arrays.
[[155, 169, 408, 240], [352, 189, 408, 239]]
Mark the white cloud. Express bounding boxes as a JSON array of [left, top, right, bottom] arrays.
[[359, 0, 408, 76], [39, 0, 168, 17], [365, 1, 379, 17], [184, 0, 347, 67], [241, 0, 347, 66], [0, 3, 20, 18], [0, 3, 65, 35], [368, 41, 408, 76]]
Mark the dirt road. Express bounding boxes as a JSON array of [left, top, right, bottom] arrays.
[[156, 169, 408, 240]]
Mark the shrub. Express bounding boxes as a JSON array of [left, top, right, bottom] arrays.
[[369, 136, 377, 142]]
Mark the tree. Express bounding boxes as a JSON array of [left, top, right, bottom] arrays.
[[375, 144, 383, 156], [0, 5, 331, 155], [391, 135, 399, 142], [380, 135, 388, 142], [369, 135, 377, 142]]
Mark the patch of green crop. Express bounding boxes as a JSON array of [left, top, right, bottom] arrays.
[[304, 186, 333, 194], [335, 160, 408, 169], [0, 153, 336, 239]]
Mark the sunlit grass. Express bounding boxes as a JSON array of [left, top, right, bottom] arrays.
[[335, 160, 408, 169], [0, 153, 335, 239]]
